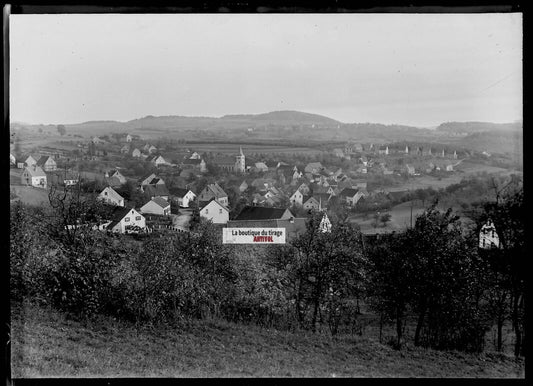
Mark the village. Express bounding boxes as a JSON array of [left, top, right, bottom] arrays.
[[9, 128, 502, 243]]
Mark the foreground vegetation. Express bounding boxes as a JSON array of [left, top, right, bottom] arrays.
[[11, 301, 524, 378], [9, 175, 525, 377]]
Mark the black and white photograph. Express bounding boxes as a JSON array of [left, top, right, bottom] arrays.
[[7, 6, 524, 378]]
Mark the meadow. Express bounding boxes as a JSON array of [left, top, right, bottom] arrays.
[[10, 301, 524, 378]]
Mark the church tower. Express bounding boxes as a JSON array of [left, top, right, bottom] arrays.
[[235, 146, 245, 173]]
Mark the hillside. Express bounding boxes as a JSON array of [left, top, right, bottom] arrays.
[[456, 130, 523, 157], [222, 110, 341, 125], [436, 121, 522, 134], [11, 301, 524, 378]]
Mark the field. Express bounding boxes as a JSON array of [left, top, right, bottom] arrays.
[[10, 301, 524, 378], [172, 142, 324, 156], [9, 169, 51, 208]]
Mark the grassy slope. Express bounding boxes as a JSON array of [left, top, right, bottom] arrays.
[[11, 302, 524, 378]]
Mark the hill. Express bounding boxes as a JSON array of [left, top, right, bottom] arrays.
[[458, 130, 523, 157], [436, 121, 522, 134], [222, 110, 341, 125]]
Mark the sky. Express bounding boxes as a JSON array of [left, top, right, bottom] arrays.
[[10, 13, 522, 127]]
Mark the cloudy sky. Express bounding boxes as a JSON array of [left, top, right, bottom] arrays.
[[10, 13, 522, 127]]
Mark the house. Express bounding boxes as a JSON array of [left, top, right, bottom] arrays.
[[253, 162, 269, 173], [139, 173, 164, 187], [226, 207, 305, 241], [106, 207, 146, 234], [132, 148, 142, 158], [47, 170, 80, 186], [105, 169, 127, 185], [17, 154, 38, 169], [238, 180, 249, 193], [404, 145, 410, 154], [446, 164, 454, 172], [10, 153, 16, 166], [146, 154, 168, 167], [140, 197, 171, 216], [198, 183, 229, 207], [120, 144, 131, 154], [200, 199, 229, 224], [297, 182, 311, 195], [339, 188, 364, 206], [92, 136, 105, 144], [233, 206, 294, 222], [20, 165, 47, 188], [98, 186, 125, 207], [406, 164, 416, 175], [289, 189, 304, 206], [182, 158, 207, 172], [303, 196, 321, 211], [125, 134, 133, 142], [378, 145, 389, 155], [479, 219, 502, 249], [304, 162, 323, 174], [143, 144, 157, 154], [172, 188, 196, 208], [332, 148, 345, 158], [143, 184, 170, 201], [189, 151, 201, 159], [292, 169, 303, 180]]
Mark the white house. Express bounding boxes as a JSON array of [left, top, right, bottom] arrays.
[[125, 134, 132, 142], [146, 155, 168, 167], [189, 151, 201, 159], [479, 219, 502, 249], [140, 197, 171, 216], [98, 186, 125, 207], [173, 188, 196, 208], [132, 148, 142, 158], [107, 207, 146, 234], [10, 153, 16, 166], [17, 154, 37, 169], [21, 165, 47, 188], [289, 189, 304, 206], [200, 199, 229, 224]]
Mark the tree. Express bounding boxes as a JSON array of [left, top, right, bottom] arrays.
[[57, 124, 66, 136], [366, 233, 412, 348], [380, 213, 392, 227], [405, 205, 489, 352], [470, 180, 524, 356], [280, 212, 366, 334]]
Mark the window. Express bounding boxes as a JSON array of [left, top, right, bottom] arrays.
[[219, 209, 222, 214], [205, 209, 208, 214], [135, 216, 141, 221], [125, 217, 130, 222]]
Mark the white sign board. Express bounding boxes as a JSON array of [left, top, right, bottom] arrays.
[[223, 228, 286, 244]]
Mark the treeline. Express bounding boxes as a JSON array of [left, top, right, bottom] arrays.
[[10, 181, 524, 356]]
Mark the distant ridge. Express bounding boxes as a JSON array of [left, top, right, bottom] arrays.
[[222, 110, 341, 125], [436, 121, 522, 134]]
